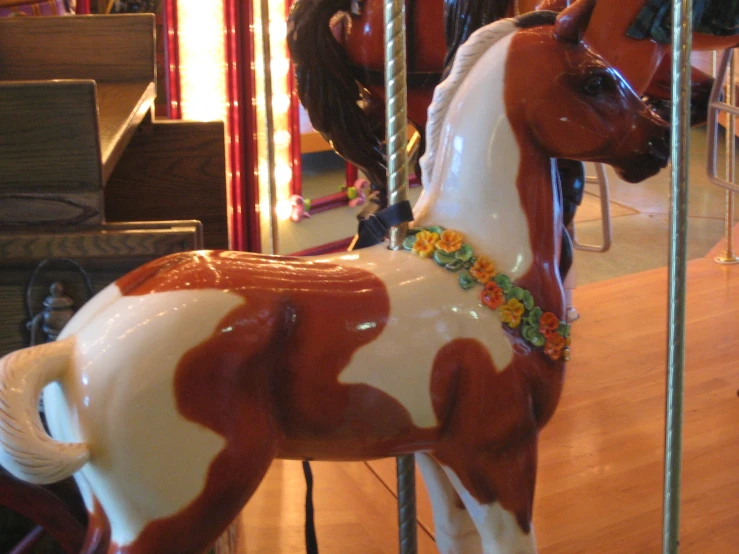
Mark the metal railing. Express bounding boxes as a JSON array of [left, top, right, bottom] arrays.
[[707, 48, 738, 264]]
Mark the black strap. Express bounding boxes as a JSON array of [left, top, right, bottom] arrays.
[[353, 200, 414, 249], [303, 461, 319, 554]]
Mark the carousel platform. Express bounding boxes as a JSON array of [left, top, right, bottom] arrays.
[[232, 225, 739, 553]]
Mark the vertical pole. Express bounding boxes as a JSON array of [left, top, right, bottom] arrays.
[[383, 1, 415, 553], [385, 0, 410, 251], [260, 0, 280, 255], [716, 50, 738, 264], [663, 0, 692, 552]]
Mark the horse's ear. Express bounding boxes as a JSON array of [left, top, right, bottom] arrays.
[[552, 0, 597, 43]]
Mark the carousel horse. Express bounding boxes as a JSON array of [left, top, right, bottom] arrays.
[[0, 5, 668, 553], [289, 0, 735, 193]]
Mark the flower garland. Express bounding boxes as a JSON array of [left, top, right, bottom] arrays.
[[402, 226, 571, 361]]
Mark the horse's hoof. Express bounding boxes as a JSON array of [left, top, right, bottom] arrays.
[[566, 307, 580, 323]]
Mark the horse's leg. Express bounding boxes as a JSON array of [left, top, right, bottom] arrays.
[[432, 425, 539, 554], [440, 465, 537, 554], [416, 453, 482, 554]]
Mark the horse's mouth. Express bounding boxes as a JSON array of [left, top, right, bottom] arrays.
[[614, 137, 670, 183]]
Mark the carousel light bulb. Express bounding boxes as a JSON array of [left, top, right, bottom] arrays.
[[276, 198, 293, 221], [275, 164, 293, 188], [272, 94, 291, 113], [271, 58, 291, 77], [274, 130, 292, 147], [269, 20, 287, 40]]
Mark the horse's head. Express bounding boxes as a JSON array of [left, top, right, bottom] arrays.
[[504, 0, 669, 183]]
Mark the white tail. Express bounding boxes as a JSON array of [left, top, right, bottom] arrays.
[[0, 338, 89, 484]]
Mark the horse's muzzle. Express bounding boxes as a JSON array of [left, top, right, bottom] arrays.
[[615, 125, 670, 183]]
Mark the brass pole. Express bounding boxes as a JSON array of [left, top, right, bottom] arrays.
[[716, 50, 738, 264]]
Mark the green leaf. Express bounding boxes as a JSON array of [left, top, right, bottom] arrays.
[[402, 235, 417, 251], [493, 274, 512, 293], [521, 324, 546, 347], [522, 291, 535, 310], [425, 225, 445, 235], [509, 286, 525, 301], [522, 324, 538, 343], [526, 307, 543, 326], [433, 249, 456, 266], [530, 333, 546, 348], [459, 270, 476, 290], [445, 259, 464, 272], [558, 323, 571, 338], [454, 244, 474, 262]]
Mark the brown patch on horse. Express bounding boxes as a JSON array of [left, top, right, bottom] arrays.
[[429, 338, 563, 532], [114, 251, 439, 552]]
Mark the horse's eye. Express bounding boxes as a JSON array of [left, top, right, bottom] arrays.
[[583, 75, 605, 96]]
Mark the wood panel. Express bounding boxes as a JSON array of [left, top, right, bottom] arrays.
[[0, 80, 156, 203], [0, 221, 202, 357], [0, 80, 102, 194], [0, 14, 155, 82], [97, 81, 157, 182], [105, 121, 229, 249]]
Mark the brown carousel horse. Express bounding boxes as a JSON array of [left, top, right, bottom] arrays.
[[288, 0, 737, 192]]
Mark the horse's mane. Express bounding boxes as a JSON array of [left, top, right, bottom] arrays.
[[444, 0, 511, 68], [420, 17, 518, 186]]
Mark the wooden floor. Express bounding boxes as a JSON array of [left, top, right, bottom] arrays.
[[229, 241, 739, 553]]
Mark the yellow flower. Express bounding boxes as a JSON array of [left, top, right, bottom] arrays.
[[412, 230, 440, 258], [499, 298, 525, 328], [470, 255, 496, 282], [435, 230, 464, 253]]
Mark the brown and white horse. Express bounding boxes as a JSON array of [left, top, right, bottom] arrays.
[[0, 6, 668, 554]]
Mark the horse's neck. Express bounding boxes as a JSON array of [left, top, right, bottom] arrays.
[[414, 121, 562, 314], [414, 106, 556, 281]]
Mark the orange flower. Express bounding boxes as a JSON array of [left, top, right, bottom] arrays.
[[470, 256, 496, 283], [412, 230, 439, 258], [436, 230, 464, 253], [544, 334, 566, 361], [499, 298, 525, 328], [481, 281, 504, 309], [539, 312, 560, 337]]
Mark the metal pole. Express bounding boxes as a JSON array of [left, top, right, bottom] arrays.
[[383, 1, 415, 553], [385, 0, 409, 251], [716, 50, 738, 264], [663, 0, 692, 552], [260, 0, 280, 255]]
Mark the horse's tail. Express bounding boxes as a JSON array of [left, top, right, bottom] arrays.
[[288, 0, 387, 192], [0, 338, 90, 484]]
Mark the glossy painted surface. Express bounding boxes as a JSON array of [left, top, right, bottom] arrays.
[[338, 0, 446, 127], [0, 6, 672, 554], [292, 0, 731, 199], [584, 0, 739, 95]]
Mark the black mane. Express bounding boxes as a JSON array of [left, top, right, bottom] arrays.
[[515, 10, 558, 29]]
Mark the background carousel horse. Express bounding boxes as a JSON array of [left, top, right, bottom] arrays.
[[0, 4, 669, 554], [289, 0, 734, 197]]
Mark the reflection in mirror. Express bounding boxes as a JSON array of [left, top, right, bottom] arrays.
[[277, 102, 423, 256]]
